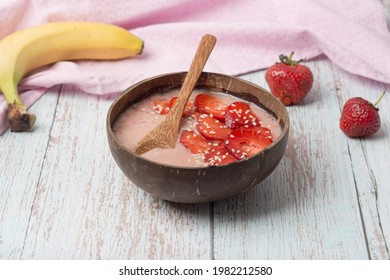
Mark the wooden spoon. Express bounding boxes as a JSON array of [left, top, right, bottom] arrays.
[[133, 34, 217, 155]]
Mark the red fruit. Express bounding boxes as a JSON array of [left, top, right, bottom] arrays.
[[340, 91, 385, 138], [196, 113, 232, 140], [194, 93, 228, 120], [243, 126, 274, 141], [225, 128, 273, 160], [204, 142, 236, 166], [265, 52, 313, 105], [179, 130, 236, 166], [179, 130, 211, 154], [225, 101, 261, 129], [151, 99, 170, 115], [169, 97, 195, 117]]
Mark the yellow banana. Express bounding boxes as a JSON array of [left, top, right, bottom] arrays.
[[0, 21, 144, 132]]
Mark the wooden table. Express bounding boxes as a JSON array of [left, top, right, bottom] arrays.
[[1, 5, 390, 260]]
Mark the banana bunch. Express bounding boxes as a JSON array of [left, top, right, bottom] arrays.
[[0, 21, 144, 132]]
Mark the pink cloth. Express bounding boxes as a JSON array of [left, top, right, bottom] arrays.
[[1, 0, 390, 134]]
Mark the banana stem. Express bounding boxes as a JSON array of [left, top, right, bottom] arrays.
[[7, 102, 36, 132], [1, 77, 36, 132]]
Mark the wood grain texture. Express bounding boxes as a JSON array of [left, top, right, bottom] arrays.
[[214, 59, 369, 260], [17, 85, 212, 259], [0, 87, 59, 259], [1, 1, 390, 259]]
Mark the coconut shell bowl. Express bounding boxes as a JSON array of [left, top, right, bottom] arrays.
[[107, 72, 289, 203]]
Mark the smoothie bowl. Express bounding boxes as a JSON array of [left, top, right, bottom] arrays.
[[107, 72, 289, 203]]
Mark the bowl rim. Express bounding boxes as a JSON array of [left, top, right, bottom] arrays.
[[107, 71, 290, 170]]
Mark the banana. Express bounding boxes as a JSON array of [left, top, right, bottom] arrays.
[[0, 21, 144, 132]]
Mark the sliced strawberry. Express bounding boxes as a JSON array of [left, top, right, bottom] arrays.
[[169, 96, 195, 117], [194, 93, 228, 121], [179, 130, 235, 166], [243, 126, 274, 141], [151, 99, 170, 115], [196, 113, 232, 141], [179, 130, 211, 154], [204, 142, 236, 166], [225, 102, 261, 129], [225, 128, 273, 160], [196, 114, 231, 140]]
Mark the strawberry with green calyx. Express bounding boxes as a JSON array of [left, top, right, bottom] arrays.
[[340, 91, 386, 138], [265, 52, 314, 105]]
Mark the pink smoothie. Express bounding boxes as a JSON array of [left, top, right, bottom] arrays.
[[113, 90, 282, 167]]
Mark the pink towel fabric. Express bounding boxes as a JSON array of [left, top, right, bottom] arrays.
[[1, 0, 390, 135]]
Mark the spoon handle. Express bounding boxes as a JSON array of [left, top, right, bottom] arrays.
[[133, 34, 216, 155], [168, 34, 217, 122]]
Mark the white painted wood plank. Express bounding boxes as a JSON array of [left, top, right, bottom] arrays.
[[328, 62, 390, 259], [213, 57, 369, 259], [20, 85, 212, 259], [0, 87, 59, 259]]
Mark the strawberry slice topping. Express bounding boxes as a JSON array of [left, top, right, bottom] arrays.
[[194, 93, 228, 121], [179, 130, 237, 166], [204, 143, 236, 166], [179, 130, 211, 154], [245, 126, 274, 141], [169, 96, 195, 117], [225, 128, 273, 160], [225, 102, 261, 129], [196, 113, 232, 141], [151, 99, 171, 115]]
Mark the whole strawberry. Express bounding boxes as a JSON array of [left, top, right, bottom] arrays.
[[340, 91, 386, 138], [265, 52, 313, 105]]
